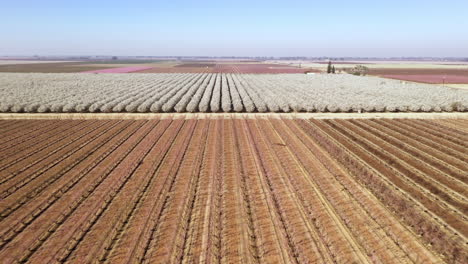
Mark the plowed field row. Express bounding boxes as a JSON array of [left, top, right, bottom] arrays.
[[0, 118, 466, 263]]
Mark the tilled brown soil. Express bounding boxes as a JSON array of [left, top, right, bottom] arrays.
[[0, 63, 120, 73], [367, 68, 468, 76], [137, 63, 313, 74], [0, 118, 466, 263], [366, 68, 468, 84]]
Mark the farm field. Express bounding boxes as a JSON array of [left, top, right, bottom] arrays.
[[1, 73, 467, 113], [366, 68, 468, 84], [0, 117, 466, 263], [81, 66, 154, 73], [0, 60, 311, 74], [137, 63, 313, 74], [0, 62, 124, 73], [0, 60, 78, 65], [0, 60, 176, 74], [275, 60, 468, 86], [277, 60, 468, 70]]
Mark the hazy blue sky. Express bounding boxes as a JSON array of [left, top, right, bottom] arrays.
[[2, 0, 468, 57]]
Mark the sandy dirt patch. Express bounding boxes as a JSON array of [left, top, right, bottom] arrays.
[[1, 112, 467, 120]]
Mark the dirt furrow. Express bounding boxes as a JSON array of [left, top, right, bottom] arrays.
[[105, 120, 197, 263], [232, 119, 293, 263], [0, 120, 130, 217], [269, 119, 419, 263], [177, 120, 223, 263], [142, 120, 209, 263], [0, 120, 51, 143], [319, 119, 468, 235], [0, 120, 91, 174], [384, 120, 467, 162], [373, 119, 467, 175], [425, 120, 468, 139], [178, 120, 223, 263], [248, 119, 358, 263], [357, 119, 468, 184], [0, 121, 140, 239], [23, 121, 161, 263], [211, 120, 225, 264], [232, 119, 269, 263], [0, 119, 40, 134], [0, 120, 151, 263], [180, 119, 259, 264], [0, 120, 114, 198], [299, 119, 467, 263], [130, 120, 200, 262], [283, 119, 444, 263], [0, 120, 22, 131], [350, 119, 468, 196], [409, 119, 468, 143], [430, 119, 468, 134], [257, 119, 373, 264], [0, 118, 465, 263], [242, 120, 302, 263], [0, 120, 84, 161], [45, 120, 173, 263], [216, 120, 253, 263], [330, 120, 467, 209], [441, 119, 468, 129], [96, 120, 184, 263]]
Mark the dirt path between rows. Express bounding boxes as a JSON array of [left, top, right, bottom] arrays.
[[0, 112, 467, 120]]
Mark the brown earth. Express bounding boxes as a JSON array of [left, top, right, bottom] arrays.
[[364, 68, 468, 84], [0, 62, 125, 73], [174, 63, 216, 68], [367, 68, 468, 75], [137, 63, 314, 74], [137, 67, 212, 73], [0, 61, 313, 74], [0, 118, 466, 263], [315, 61, 375, 64]]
